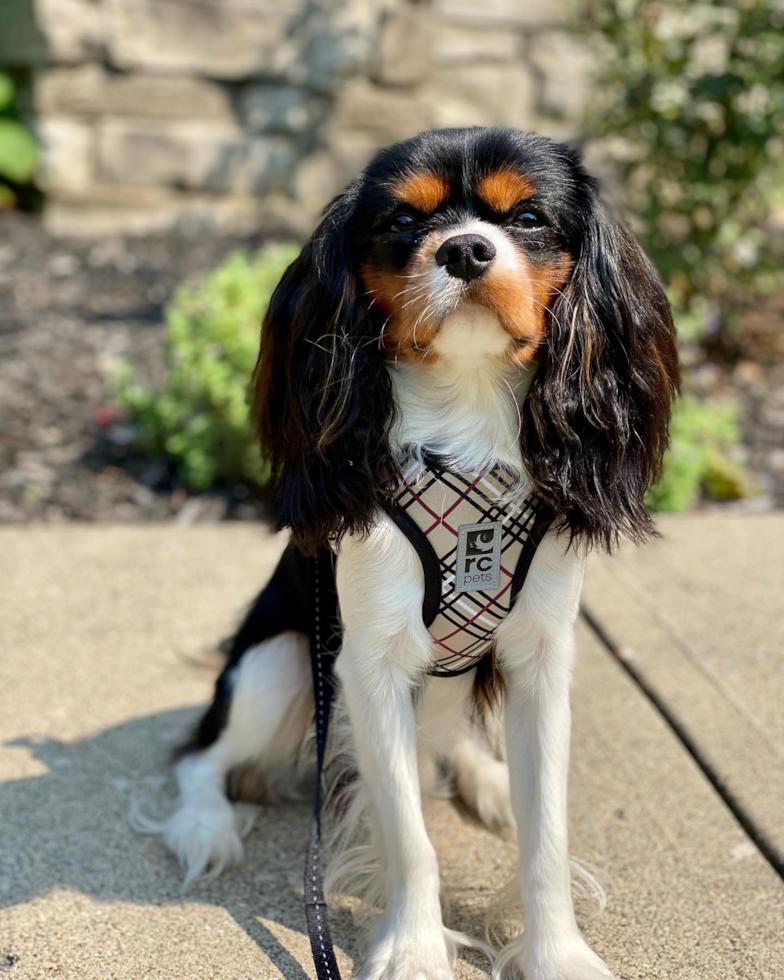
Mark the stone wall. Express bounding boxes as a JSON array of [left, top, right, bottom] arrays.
[[0, 0, 594, 236]]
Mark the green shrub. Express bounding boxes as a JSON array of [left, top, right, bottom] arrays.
[[0, 72, 38, 209], [647, 395, 750, 512], [116, 245, 298, 490], [581, 0, 784, 338], [579, 0, 782, 509]]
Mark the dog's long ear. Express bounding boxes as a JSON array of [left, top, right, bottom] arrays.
[[254, 185, 394, 555], [521, 184, 679, 550]]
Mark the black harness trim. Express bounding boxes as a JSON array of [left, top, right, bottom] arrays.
[[387, 503, 441, 628], [509, 507, 553, 605]]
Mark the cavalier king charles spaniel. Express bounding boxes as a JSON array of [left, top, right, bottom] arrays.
[[141, 128, 679, 980]]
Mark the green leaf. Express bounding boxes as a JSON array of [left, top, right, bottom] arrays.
[[0, 73, 14, 113], [0, 119, 38, 183]]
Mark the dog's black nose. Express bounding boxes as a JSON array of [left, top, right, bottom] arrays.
[[435, 234, 496, 282]]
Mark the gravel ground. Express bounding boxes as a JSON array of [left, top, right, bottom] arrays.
[[1, 211, 782, 524]]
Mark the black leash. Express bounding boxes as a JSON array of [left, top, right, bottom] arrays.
[[304, 550, 344, 980]]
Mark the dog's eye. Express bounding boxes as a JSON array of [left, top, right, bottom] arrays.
[[389, 213, 416, 233], [514, 210, 546, 228]]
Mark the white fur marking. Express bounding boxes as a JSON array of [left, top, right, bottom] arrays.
[[133, 632, 312, 886]]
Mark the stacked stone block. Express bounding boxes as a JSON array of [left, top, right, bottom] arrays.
[[0, 0, 594, 236]]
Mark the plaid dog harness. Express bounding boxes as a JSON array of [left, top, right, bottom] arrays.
[[386, 452, 551, 675]]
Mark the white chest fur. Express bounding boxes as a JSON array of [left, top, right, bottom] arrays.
[[387, 304, 534, 478]]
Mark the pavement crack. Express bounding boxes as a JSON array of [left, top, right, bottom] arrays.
[[580, 605, 784, 882]]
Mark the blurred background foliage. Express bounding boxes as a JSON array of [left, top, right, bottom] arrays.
[[583, 0, 784, 510], [4, 0, 782, 513], [582, 0, 784, 341], [0, 71, 38, 210], [646, 394, 750, 512]]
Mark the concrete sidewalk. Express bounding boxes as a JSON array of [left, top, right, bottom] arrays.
[[582, 513, 784, 871], [1, 522, 783, 979]]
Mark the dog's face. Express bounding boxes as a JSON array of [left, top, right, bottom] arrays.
[[256, 128, 679, 555], [355, 133, 579, 363]]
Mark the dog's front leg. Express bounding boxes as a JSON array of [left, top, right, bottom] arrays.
[[334, 520, 452, 980], [337, 632, 452, 980], [496, 625, 616, 980]]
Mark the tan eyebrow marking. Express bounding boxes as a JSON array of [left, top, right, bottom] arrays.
[[392, 172, 450, 213], [477, 169, 536, 212]]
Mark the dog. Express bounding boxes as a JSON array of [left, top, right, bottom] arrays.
[[142, 128, 679, 980]]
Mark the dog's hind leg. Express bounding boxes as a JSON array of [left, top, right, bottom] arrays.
[[415, 674, 515, 833], [137, 630, 313, 885], [173, 631, 313, 884], [142, 632, 313, 885], [451, 735, 515, 833], [135, 544, 314, 885]]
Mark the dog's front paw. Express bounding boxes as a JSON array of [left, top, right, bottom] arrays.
[[495, 935, 616, 980], [355, 917, 454, 980]]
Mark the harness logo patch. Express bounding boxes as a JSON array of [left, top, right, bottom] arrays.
[[455, 521, 502, 593]]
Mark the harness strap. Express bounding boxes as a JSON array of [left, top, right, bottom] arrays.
[[387, 504, 441, 627], [305, 550, 343, 980], [509, 507, 553, 604]]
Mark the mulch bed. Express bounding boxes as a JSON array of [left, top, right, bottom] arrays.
[[0, 212, 271, 524], [1, 212, 782, 525]]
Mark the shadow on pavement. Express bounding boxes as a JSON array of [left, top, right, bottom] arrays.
[[1, 706, 330, 978], [1, 706, 496, 977]]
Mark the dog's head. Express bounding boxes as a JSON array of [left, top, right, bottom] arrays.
[[255, 128, 679, 554]]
